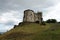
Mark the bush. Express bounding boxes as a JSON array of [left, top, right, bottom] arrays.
[[14, 25, 17, 28], [46, 19, 57, 23], [35, 21, 39, 24], [42, 21, 46, 25], [58, 22, 60, 23]]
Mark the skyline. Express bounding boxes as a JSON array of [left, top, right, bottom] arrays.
[[0, 0, 60, 32]]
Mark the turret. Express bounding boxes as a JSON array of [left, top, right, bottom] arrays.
[[37, 12, 43, 24], [23, 9, 35, 22]]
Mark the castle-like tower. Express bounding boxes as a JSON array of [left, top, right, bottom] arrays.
[[23, 9, 43, 23]]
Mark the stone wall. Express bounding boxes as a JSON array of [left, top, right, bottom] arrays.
[[23, 9, 43, 23], [23, 9, 35, 22]]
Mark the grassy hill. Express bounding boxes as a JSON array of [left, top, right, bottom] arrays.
[[0, 23, 60, 40]]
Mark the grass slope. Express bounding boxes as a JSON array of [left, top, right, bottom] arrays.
[[0, 23, 60, 40]]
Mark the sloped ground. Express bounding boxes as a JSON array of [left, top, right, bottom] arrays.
[[0, 23, 60, 40]]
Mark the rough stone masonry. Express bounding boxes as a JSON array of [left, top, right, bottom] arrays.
[[23, 9, 43, 24]]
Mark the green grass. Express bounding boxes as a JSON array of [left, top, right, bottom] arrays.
[[0, 23, 60, 40]]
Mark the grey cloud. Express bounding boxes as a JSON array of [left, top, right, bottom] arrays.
[[0, 0, 23, 13], [4, 21, 15, 25], [0, 0, 60, 32], [0, 0, 56, 13]]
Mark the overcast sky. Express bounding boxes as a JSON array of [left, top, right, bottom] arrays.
[[0, 0, 60, 32]]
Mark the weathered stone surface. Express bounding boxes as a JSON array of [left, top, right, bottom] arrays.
[[23, 9, 43, 24]]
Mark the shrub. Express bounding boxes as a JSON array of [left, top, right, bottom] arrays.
[[35, 21, 39, 24], [42, 21, 46, 25], [14, 25, 17, 28], [46, 19, 57, 23]]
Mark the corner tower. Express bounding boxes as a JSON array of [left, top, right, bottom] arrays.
[[23, 9, 35, 22], [37, 12, 43, 23]]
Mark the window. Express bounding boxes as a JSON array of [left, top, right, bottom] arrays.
[[29, 14, 32, 16]]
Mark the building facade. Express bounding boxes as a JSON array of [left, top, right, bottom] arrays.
[[23, 9, 43, 23]]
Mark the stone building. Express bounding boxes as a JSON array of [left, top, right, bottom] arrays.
[[23, 9, 43, 24]]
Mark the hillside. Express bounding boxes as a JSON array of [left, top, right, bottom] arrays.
[[0, 23, 60, 40]]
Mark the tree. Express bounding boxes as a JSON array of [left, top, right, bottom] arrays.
[[46, 19, 57, 23]]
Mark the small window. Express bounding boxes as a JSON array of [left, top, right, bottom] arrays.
[[31, 14, 32, 15], [29, 14, 32, 16]]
